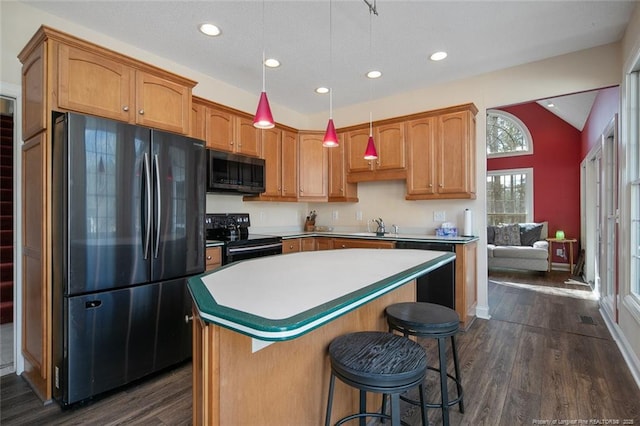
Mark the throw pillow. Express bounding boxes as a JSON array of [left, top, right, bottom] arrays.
[[520, 223, 543, 246], [487, 226, 496, 244], [494, 224, 521, 246]]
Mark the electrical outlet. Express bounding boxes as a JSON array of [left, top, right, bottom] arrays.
[[356, 211, 363, 221], [556, 248, 564, 257], [433, 211, 446, 221], [332, 210, 339, 220]]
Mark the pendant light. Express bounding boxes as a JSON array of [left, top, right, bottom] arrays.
[[322, 0, 338, 147], [363, 2, 378, 159], [253, 1, 274, 129]]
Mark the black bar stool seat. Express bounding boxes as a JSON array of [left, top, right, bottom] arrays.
[[325, 331, 429, 426], [385, 302, 464, 426]]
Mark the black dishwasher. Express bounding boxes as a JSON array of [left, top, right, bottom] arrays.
[[396, 241, 456, 309]]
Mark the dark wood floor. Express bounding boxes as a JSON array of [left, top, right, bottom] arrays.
[[2, 270, 639, 425]]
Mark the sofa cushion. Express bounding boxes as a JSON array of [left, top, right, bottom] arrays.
[[487, 226, 495, 244], [520, 223, 543, 246], [492, 245, 549, 260], [494, 224, 521, 246]]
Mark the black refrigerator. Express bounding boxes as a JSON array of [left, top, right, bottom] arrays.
[[51, 112, 205, 406]]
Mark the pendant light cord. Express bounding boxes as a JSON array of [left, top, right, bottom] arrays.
[[368, 4, 373, 136], [262, 0, 266, 92], [329, 0, 333, 120]]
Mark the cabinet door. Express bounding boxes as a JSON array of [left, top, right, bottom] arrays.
[[135, 71, 190, 134], [206, 108, 234, 152], [190, 100, 207, 140], [261, 127, 282, 197], [281, 131, 298, 198], [298, 132, 328, 201], [316, 237, 333, 250], [236, 116, 261, 157], [437, 111, 472, 195], [375, 123, 405, 171], [347, 129, 372, 173], [406, 117, 436, 196], [329, 134, 357, 201], [57, 44, 133, 123], [333, 239, 395, 249], [22, 41, 47, 140], [301, 238, 316, 251]]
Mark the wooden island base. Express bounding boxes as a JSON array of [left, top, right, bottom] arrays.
[[192, 282, 416, 426]]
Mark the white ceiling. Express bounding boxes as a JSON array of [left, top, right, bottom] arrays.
[[22, 0, 635, 118], [537, 91, 600, 131]]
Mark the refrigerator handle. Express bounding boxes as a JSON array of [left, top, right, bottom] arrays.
[[153, 154, 161, 258], [142, 153, 151, 259]]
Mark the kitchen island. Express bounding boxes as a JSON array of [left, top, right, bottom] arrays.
[[188, 248, 455, 425]]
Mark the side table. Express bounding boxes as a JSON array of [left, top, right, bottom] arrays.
[[545, 238, 578, 273]]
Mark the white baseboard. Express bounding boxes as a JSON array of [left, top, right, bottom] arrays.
[[475, 304, 491, 320], [550, 262, 570, 271], [600, 308, 640, 390]]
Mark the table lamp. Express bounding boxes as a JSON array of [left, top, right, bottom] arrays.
[[555, 230, 565, 240]]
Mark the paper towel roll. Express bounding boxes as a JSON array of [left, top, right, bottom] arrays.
[[463, 209, 472, 236]]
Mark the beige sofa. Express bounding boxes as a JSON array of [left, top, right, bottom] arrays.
[[487, 222, 549, 272]]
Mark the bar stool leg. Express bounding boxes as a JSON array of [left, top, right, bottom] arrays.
[[418, 383, 429, 426], [359, 390, 367, 426], [390, 393, 401, 426], [438, 337, 450, 426], [325, 373, 336, 426], [451, 335, 464, 413]]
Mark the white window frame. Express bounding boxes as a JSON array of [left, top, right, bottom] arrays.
[[486, 167, 534, 225], [486, 109, 534, 159]]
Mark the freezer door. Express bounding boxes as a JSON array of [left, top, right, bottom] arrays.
[[63, 113, 152, 295], [151, 131, 205, 281], [61, 279, 191, 405]]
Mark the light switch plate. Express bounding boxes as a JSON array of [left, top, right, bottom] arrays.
[[433, 211, 446, 221]]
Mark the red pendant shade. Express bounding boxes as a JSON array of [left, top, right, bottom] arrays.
[[322, 118, 339, 147], [364, 135, 378, 159], [253, 91, 275, 129]]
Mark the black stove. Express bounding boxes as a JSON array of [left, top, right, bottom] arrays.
[[205, 213, 282, 264]]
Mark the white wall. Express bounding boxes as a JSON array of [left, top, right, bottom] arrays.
[[1, 0, 627, 349]]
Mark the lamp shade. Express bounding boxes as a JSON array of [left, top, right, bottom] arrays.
[[322, 118, 339, 147], [364, 136, 378, 160], [253, 91, 275, 129], [555, 230, 565, 240]]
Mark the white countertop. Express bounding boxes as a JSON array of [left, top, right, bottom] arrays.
[[188, 249, 455, 340]]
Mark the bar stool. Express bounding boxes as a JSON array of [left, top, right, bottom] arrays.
[[384, 302, 464, 426], [325, 331, 429, 426]]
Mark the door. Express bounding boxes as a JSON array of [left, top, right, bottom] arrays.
[[62, 113, 151, 295], [151, 131, 205, 281]]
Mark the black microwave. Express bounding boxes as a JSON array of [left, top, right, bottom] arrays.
[[206, 149, 266, 195]]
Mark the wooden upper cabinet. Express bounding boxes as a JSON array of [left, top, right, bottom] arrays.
[[298, 132, 328, 201], [329, 134, 357, 202], [57, 44, 133, 123], [406, 104, 477, 200], [260, 127, 283, 197], [281, 131, 298, 199], [135, 71, 190, 134], [55, 41, 193, 134], [21, 41, 47, 140], [190, 98, 207, 140], [206, 107, 261, 157], [405, 116, 437, 196], [346, 122, 406, 183]]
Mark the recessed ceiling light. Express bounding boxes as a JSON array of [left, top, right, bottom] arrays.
[[430, 51, 448, 61], [547, 102, 555, 108], [264, 58, 280, 68], [199, 23, 221, 37], [315, 87, 329, 94], [366, 70, 382, 79]]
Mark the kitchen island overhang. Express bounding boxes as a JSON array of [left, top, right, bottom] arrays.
[[188, 248, 456, 341]]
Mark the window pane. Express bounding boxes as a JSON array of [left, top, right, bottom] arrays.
[[487, 110, 532, 156], [487, 170, 530, 225], [633, 184, 640, 298]]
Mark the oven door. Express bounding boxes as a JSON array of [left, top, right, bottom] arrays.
[[224, 239, 282, 264]]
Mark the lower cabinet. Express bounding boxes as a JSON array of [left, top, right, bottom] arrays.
[[205, 247, 222, 272], [331, 239, 395, 249], [282, 238, 316, 254]]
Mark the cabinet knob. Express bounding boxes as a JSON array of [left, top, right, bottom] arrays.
[[340, 188, 344, 193], [123, 106, 129, 112], [341, 244, 346, 248], [428, 183, 433, 188], [184, 315, 193, 324], [439, 183, 444, 188], [230, 141, 234, 146], [206, 255, 212, 260], [289, 244, 294, 249], [138, 109, 144, 115]]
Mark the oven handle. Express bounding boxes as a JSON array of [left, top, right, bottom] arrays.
[[227, 242, 283, 253]]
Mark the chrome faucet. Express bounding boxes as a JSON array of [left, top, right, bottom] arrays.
[[373, 218, 386, 235], [392, 224, 399, 235]]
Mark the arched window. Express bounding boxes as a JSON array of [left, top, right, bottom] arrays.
[[486, 109, 533, 157]]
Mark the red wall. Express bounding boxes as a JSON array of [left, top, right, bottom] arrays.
[[487, 103, 582, 264], [581, 86, 619, 160]]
